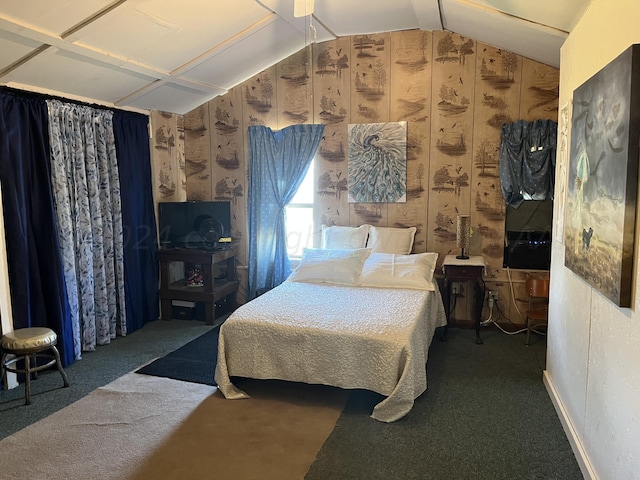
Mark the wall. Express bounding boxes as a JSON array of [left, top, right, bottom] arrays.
[[546, 0, 640, 478], [180, 30, 559, 320]]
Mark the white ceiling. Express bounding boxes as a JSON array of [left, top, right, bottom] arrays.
[[0, 0, 590, 115]]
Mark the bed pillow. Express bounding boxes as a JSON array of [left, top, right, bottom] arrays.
[[360, 252, 438, 291], [321, 224, 370, 249], [366, 226, 417, 254], [287, 248, 372, 286]]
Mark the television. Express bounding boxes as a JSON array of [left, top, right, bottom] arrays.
[[158, 201, 231, 249], [503, 200, 552, 270]]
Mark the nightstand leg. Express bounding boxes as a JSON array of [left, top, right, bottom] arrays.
[[475, 278, 485, 344]]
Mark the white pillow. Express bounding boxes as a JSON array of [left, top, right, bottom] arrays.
[[361, 252, 438, 291], [287, 248, 372, 286], [366, 226, 417, 254], [321, 224, 370, 249]]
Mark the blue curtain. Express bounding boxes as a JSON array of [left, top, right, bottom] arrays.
[[0, 90, 74, 365], [247, 124, 324, 298], [113, 111, 159, 332], [500, 119, 557, 208]]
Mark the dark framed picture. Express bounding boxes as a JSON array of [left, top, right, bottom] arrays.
[[564, 44, 640, 307]]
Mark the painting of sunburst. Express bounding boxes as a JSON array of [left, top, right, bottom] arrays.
[[347, 121, 407, 203]]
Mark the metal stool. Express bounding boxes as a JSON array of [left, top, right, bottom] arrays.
[[1, 327, 70, 405]]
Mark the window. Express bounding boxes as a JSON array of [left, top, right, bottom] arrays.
[[285, 161, 315, 257]]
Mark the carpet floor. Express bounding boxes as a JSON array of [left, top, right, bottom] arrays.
[[0, 373, 347, 480], [1, 321, 584, 479], [135, 326, 219, 385]]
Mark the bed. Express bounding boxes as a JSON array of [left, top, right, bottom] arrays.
[[214, 225, 447, 422]]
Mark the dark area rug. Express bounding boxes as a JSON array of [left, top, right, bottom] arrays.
[[136, 327, 219, 386]]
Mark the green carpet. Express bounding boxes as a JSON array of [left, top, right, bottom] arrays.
[[306, 328, 583, 480]]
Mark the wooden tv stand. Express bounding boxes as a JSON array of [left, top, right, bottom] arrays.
[[159, 247, 238, 325]]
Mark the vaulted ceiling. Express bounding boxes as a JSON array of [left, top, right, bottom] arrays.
[[0, 0, 590, 115]]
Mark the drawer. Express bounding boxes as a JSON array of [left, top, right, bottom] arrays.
[[444, 265, 483, 279]]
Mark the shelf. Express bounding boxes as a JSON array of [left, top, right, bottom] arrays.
[[159, 246, 238, 325]]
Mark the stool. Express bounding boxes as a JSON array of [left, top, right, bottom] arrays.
[[1, 327, 70, 405]]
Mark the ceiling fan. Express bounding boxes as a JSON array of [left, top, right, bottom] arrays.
[[294, 0, 314, 17]]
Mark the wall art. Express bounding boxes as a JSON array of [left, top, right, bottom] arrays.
[[347, 121, 407, 203], [564, 44, 640, 307]]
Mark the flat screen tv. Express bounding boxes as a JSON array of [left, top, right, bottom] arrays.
[[158, 201, 231, 249], [503, 200, 552, 270]]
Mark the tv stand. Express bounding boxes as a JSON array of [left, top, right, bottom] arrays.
[[159, 247, 238, 325]]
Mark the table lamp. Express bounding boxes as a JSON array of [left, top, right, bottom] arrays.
[[456, 214, 470, 259]]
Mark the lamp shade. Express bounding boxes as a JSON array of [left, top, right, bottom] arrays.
[[456, 215, 470, 249]]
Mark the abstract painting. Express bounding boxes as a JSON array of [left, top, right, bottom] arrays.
[[347, 121, 407, 203], [564, 44, 640, 307]]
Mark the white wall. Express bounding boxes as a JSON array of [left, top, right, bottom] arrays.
[[547, 0, 640, 478]]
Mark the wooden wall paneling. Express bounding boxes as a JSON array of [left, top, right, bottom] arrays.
[[350, 33, 391, 124], [277, 47, 314, 128], [313, 38, 351, 236], [518, 58, 560, 122], [206, 87, 248, 302], [243, 66, 279, 129], [508, 279, 529, 328], [176, 115, 185, 198], [349, 33, 391, 226], [151, 110, 185, 202], [184, 104, 212, 201], [471, 43, 523, 279], [427, 31, 477, 262], [388, 30, 433, 252]]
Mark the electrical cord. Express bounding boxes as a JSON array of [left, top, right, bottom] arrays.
[[506, 267, 524, 322], [481, 296, 528, 335]]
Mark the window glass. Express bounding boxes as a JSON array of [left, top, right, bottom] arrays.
[[285, 162, 314, 257]]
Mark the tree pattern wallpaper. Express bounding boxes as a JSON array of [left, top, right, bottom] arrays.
[[170, 29, 559, 322]]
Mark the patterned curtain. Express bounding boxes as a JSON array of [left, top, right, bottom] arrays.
[[46, 100, 126, 356], [499, 119, 557, 208], [247, 124, 324, 298]]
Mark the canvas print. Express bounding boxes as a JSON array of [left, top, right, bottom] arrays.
[[564, 44, 640, 307], [347, 121, 407, 203]]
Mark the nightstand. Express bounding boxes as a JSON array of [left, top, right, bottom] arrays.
[[442, 255, 486, 344]]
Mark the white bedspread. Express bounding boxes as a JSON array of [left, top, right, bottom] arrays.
[[214, 281, 447, 422]]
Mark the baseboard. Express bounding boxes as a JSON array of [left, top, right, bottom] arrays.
[[543, 370, 597, 480]]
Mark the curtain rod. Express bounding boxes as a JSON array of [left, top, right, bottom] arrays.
[[0, 86, 148, 118]]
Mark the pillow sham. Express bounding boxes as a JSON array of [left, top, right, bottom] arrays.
[[366, 226, 417, 254], [321, 224, 370, 249], [360, 252, 438, 291], [287, 247, 372, 286]]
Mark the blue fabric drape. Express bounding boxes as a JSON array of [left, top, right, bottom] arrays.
[[0, 90, 74, 365], [248, 124, 324, 298], [499, 119, 557, 208], [113, 111, 159, 331]]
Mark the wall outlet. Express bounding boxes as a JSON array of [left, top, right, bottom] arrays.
[[489, 291, 498, 301], [451, 282, 460, 294]]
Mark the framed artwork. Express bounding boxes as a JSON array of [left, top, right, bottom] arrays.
[[564, 44, 640, 307], [555, 99, 571, 244], [347, 121, 407, 203]]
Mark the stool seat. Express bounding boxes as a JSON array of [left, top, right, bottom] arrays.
[[1, 327, 58, 352], [1, 327, 70, 405]]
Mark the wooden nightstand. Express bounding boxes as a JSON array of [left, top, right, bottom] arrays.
[[442, 255, 486, 344]]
